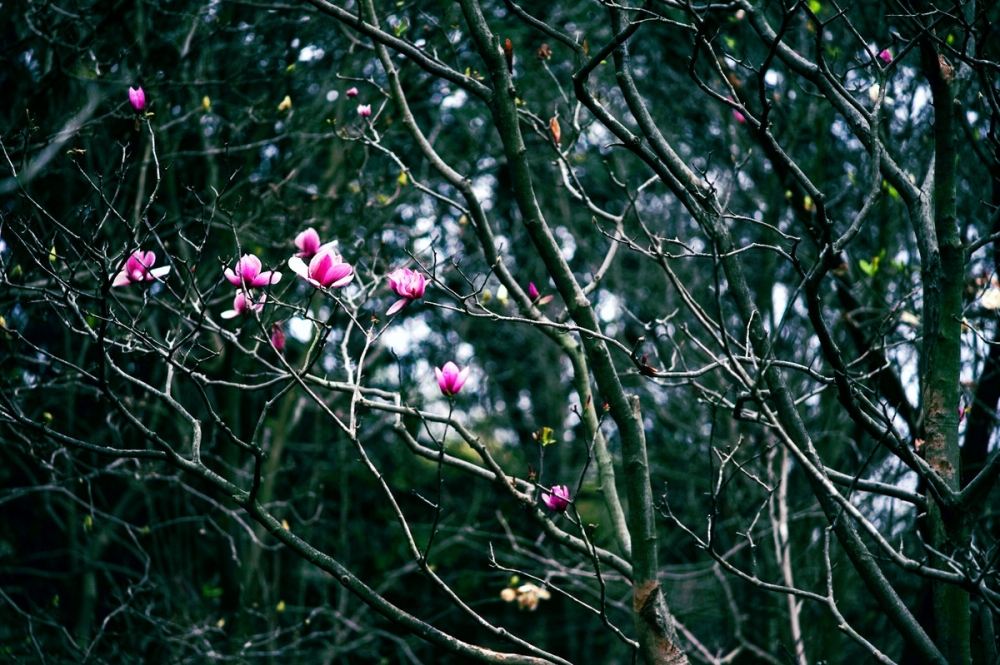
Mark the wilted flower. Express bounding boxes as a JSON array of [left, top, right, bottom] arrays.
[[288, 246, 354, 289], [270, 323, 286, 351], [878, 49, 893, 64], [357, 104, 372, 117], [346, 87, 359, 98], [225, 254, 282, 288], [387, 268, 426, 316], [541, 484, 570, 512], [220, 291, 266, 319], [128, 86, 146, 113], [499, 583, 551, 611], [435, 361, 469, 397], [112, 249, 170, 287], [294, 228, 333, 259]]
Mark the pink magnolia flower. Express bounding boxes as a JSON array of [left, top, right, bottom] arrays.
[[541, 485, 571, 513], [287, 246, 354, 289], [129, 86, 146, 113], [224, 254, 282, 288], [220, 291, 266, 319], [357, 104, 372, 117], [387, 268, 426, 316], [527, 282, 554, 305], [878, 49, 892, 64], [270, 324, 286, 351], [112, 249, 171, 287], [294, 228, 324, 258], [435, 361, 469, 397], [346, 87, 359, 98]]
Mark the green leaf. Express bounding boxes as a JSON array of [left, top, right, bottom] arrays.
[[535, 427, 557, 446], [202, 582, 224, 598], [808, 0, 822, 13]]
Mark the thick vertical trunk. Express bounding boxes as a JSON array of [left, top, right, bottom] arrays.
[[919, 38, 970, 665]]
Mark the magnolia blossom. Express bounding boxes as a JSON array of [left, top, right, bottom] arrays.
[[878, 49, 893, 64], [346, 87, 359, 98], [270, 324, 286, 351], [294, 228, 325, 258], [220, 291, 266, 319], [112, 250, 170, 287], [128, 86, 145, 113], [435, 361, 469, 397], [727, 96, 746, 124], [288, 246, 354, 289], [387, 268, 426, 316], [224, 254, 282, 288], [541, 485, 570, 512], [357, 104, 372, 117], [527, 282, 554, 305]]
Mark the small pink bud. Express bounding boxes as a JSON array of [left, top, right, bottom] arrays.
[[878, 49, 892, 64], [727, 96, 746, 123], [541, 485, 571, 512], [129, 86, 146, 113], [357, 104, 372, 117], [528, 282, 540, 300], [271, 324, 286, 351], [435, 361, 469, 397], [346, 87, 359, 98]]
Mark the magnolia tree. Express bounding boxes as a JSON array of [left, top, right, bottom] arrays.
[[3, 0, 1000, 663]]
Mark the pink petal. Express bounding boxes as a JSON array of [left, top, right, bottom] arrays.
[[386, 299, 409, 316], [453, 366, 470, 393], [330, 271, 354, 289], [287, 256, 310, 279], [251, 270, 281, 287]]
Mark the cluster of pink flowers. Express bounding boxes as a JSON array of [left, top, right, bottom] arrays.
[[114, 85, 577, 533], [345, 85, 371, 118], [218, 253, 282, 320]]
